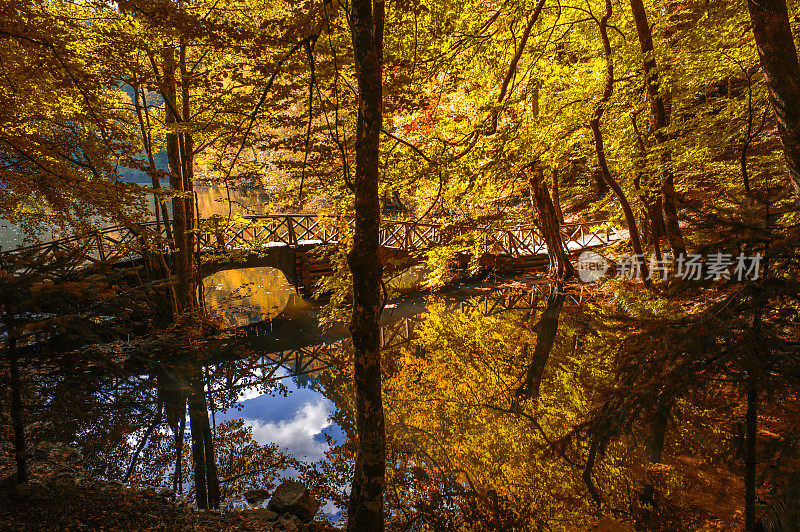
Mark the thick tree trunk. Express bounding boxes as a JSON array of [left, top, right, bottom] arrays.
[[516, 286, 567, 400], [748, 0, 800, 198], [187, 370, 220, 510], [527, 166, 575, 279], [188, 385, 208, 509], [159, 368, 186, 495], [629, 0, 686, 257], [591, 0, 650, 284], [640, 396, 672, 508], [162, 46, 195, 313], [346, 1, 386, 529], [9, 337, 27, 484]]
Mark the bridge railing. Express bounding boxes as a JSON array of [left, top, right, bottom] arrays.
[[1, 214, 617, 275]]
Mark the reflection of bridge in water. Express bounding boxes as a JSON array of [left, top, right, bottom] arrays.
[[222, 283, 592, 378], [2, 214, 618, 293]]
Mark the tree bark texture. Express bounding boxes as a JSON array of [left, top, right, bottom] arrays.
[[346, 0, 386, 530], [629, 0, 687, 257], [527, 166, 575, 279], [162, 46, 196, 313], [590, 0, 650, 284], [748, 0, 800, 198]]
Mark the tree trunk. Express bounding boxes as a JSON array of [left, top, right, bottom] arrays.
[[175, 401, 185, 495], [9, 337, 27, 484], [640, 396, 672, 508], [593, 167, 609, 198], [158, 368, 186, 495], [747, 0, 800, 198], [527, 166, 575, 279], [346, 0, 386, 529], [179, 37, 196, 286], [629, 0, 687, 257], [590, 0, 650, 284], [745, 370, 758, 530], [516, 286, 566, 400], [188, 383, 208, 509], [162, 46, 195, 313], [187, 370, 220, 510], [551, 166, 565, 223], [633, 175, 663, 261], [197, 378, 220, 509]]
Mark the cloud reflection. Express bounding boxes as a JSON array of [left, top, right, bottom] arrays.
[[245, 399, 333, 462]]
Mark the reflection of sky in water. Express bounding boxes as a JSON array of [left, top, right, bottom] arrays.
[[216, 370, 343, 463], [215, 370, 345, 519]]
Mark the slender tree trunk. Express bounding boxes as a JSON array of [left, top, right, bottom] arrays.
[[516, 286, 566, 400], [633, 176, 663, 261], [9, 337, 27, 484], [747, 0, 800, 198], [527, 166, 575, 279], [590, 119, 649, 284], [551, 166, 565, 223], [132, 77, 173, 241], [629, 0, 686, 257], [179, 38, 196, 280], [346, 0, 386, 529], [590, 0, 650, 284], [175, 402, 185, 495], [188, 381, 208, 509], [745, 370, 758, 530]]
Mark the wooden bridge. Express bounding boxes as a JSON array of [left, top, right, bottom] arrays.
[[1, 214, 618, 291]]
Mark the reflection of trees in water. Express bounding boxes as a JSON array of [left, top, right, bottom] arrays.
[[26, 346, 295, 509], [204, 267, 296, 328], [307, 285, 643, 528]]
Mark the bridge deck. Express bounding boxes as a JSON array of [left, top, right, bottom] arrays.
[[1, 214, 619, 278]]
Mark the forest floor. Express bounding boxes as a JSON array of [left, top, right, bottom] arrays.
[[0, 447, 336, 531]]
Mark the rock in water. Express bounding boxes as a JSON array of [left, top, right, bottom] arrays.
[[244, 488, 271, 505], [267, 480, 319, 523]]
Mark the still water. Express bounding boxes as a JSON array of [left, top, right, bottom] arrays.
[[5, 186, 652, 527], [0, 184, 268, 251], [20, 259, 612, 526]]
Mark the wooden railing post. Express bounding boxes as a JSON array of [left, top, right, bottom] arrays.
[[287, 216, 297, 246], [96, 232, 106, 262]]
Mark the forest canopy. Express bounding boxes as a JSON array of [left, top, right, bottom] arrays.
[[2, 0, 800, 530]]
